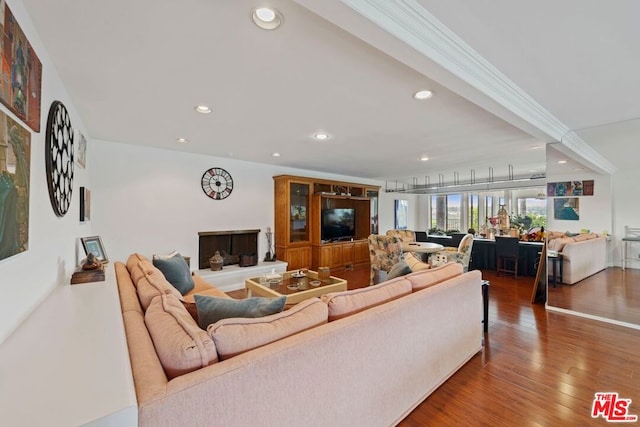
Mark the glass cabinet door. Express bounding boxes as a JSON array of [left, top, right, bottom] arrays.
[[289, 182, 310, 243], [367, 189, 379, 235]]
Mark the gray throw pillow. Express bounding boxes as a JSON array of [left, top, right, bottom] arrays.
[[152, 252, 194, 295], [194, 295, 287, 329], [387, 261, 412, 279]]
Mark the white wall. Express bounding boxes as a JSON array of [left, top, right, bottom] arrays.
[[546, 171, 612, 238], [0, 0, 93, 343], [89, 140, 385, 267], [612, 168, 640, 267]]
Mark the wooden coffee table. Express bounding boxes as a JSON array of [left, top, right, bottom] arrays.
[[245, 270, 347, 305]]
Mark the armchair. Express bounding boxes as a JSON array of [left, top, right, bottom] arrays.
[[386, 229, 416, 243], [430, 234, 474, 272], [367, 234, 403, 285]]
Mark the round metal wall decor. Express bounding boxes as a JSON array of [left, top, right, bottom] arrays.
[[45, 100, 74, 217], [201, 167, 233, 200]]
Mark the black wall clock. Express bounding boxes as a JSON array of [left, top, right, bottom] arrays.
[[201, 167, 233, 200], [45, 101, 74, 217]]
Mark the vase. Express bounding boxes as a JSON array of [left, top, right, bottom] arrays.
[[209, 250, 224, 271]]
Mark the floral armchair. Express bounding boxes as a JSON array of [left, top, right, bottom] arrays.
[[367, 234, 404, 285], [430, 233, 474, 272], [385, 229, 416, 243]]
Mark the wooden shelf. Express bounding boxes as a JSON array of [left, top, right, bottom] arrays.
[[274, 175, 379, 271]]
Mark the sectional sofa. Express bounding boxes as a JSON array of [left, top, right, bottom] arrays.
[[116, 253, 483, 426], [547, 232, 607, 284]]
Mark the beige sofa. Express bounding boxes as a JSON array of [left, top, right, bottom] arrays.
[[116, 253, 483, 426], [548, 232, 607, 284]]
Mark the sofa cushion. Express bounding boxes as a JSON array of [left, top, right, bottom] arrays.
[[208, 297, 328, 360], [182, 275, 230, 303], [548, 237, 574, 252], [387, 261, 412, 279], [321, 278, 412, 321], [126, 253, 149, 284], [136, 260, 183, 311], [405, 262, 463, 292], [194, 295, 286, 329], [573, 234, 589, 242], [404, 252, 430, 272], [145, 293, 217, 379], [152, 251, 194, 295]]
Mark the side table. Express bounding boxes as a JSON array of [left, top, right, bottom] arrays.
[[481, 280, 489, 333], [548, 253, 563, 287]]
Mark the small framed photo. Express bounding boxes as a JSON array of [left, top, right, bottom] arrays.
[[81, 236, 108, 264], [79, 187, 91, 222]]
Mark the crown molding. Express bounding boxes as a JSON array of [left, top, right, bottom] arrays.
[[341, 0, 617, 174]]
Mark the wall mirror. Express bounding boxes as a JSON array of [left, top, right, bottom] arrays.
[[545, 127, 639, 327]]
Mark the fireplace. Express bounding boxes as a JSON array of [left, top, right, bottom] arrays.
[[198, 229, 260, 269]]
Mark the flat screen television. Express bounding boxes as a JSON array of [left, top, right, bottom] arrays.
[[321, 208, 355, 242]]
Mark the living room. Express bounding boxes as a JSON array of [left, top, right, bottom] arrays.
[[1, 0, 640, 425]]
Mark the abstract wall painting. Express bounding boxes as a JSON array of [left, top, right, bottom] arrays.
[[0, 2, 43, 132], [0, 109, 30, 260], [553, 197, 580, 221]]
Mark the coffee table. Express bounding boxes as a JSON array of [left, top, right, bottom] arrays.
[[245, 270, 347, 305]]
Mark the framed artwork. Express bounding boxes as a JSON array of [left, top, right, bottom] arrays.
[[0, 110, 30, 261], [583, 180, 594, 196], [394, 199, 408, 230], [76, 130, 86, 168], [0, 3, 43, 132], [81, 235, 108, 264], [553, 198, 580, 221], [79, 187, 90, 222]]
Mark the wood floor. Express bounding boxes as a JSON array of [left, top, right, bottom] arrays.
[[229, 267, 640, 426], [548, 267, 640, 326]]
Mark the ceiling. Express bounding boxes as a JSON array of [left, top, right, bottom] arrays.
[[22, 0, 639, 185]]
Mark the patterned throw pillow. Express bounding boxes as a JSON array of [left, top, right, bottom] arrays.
[[404, 252, 430, 272]]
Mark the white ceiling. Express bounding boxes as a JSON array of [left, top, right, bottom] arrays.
[[21, 0, 639, 184]]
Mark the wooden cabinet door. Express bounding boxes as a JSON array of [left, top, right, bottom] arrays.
[[342, 243, 355, 267], [286, 246, 312, 270], [354, 240, 370, 264]]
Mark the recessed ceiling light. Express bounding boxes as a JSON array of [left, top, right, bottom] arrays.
[[558, 160, 567, 164], [529, 145, 542, 150], [176, 137, 189, 144], [313, 132, 330, 141], [252, 7, 282, 30], [194, 105, 211, 114], [272, 152, 281, 157], [574, 167, 585, 171], [413, 90, 433, 100], [419, 156, 429, 161]]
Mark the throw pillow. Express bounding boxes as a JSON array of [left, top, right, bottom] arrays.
[[194, 295, 286, 329], [404, 252, 430, 272], [152, 251, 194, 295], [208, 298, 328, 360], [387, 261, 412, 279]]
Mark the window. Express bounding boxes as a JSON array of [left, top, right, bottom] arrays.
[[468, 194, 479, 231], [430, 194, 461, 233]]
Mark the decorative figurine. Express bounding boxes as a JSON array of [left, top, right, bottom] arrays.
[[81, 252, 102, 270]]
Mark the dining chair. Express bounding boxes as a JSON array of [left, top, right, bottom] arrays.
[[429, 233, 474, 272], [495, 236, 521, 278]]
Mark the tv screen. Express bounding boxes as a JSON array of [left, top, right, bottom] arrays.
[[321, 208, 355, 242]]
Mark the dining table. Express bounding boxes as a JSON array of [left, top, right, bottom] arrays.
[[401, 241, 445, 254]]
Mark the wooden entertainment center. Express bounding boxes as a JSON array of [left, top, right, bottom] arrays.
[[273, 175, 380, 271]]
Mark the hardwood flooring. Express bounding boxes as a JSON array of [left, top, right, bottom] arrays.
[[548, 267, 640, 326], [229, 267, 640, 425]]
